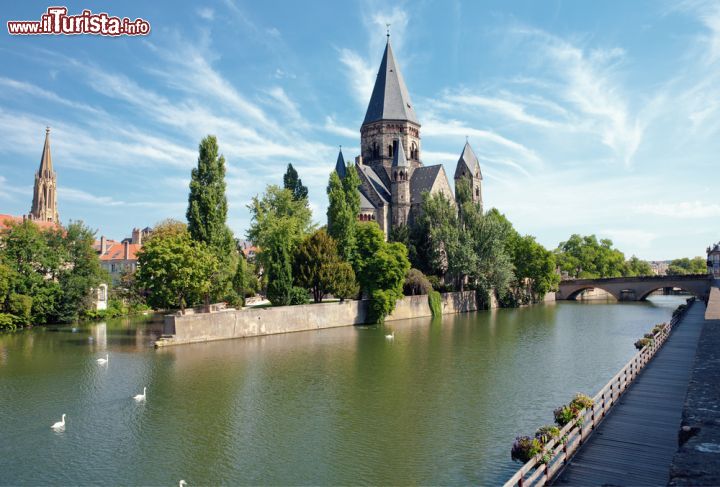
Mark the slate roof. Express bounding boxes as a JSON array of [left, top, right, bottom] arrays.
[[359, 191, 374, 210], [410, 165, 443, 204], [454, 141, 482, 180], [392, 139, 408, 167], [335, 149, 346, 178], [362, 40, 419, 125], [357, 165, 390, 203]]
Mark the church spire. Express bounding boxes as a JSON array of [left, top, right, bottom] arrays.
[[29, 127, 59, 223], [362, 38, 419, 126], [39, 126, 54, 177], [335, 147, 347, 179]]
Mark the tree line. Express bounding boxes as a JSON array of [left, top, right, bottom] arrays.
[[0, 134, 708, 331]]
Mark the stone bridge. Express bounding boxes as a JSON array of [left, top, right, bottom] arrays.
[[556, 274, 712, 301]]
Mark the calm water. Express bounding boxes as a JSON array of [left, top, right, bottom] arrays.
[[0, 296, 685, 486]]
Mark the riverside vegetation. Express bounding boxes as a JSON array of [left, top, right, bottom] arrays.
[[0, 134, 695, 332]]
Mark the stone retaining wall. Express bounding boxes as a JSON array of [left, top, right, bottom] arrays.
[[156, 291, 479, 347]]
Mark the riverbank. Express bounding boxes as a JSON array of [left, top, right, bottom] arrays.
[[669, 298, 720, 485], [156, 291, 484, 347]]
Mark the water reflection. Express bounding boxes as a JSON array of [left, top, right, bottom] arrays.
[[0, 297, 686, 485]]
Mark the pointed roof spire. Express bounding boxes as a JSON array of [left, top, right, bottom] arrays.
[[392, 140, 408, 168], [454, 141, 482, 180], [362, 38, 419, 126], [39, 126, 54, 176], [335, 147, 347, 178]]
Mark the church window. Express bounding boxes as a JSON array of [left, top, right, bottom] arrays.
[[388, 145, 393, 158]]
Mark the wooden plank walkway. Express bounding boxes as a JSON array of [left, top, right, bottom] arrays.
[[553, 301, 706, 486]]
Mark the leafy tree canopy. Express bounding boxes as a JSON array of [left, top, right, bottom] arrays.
[[283, 163, 309, 201]]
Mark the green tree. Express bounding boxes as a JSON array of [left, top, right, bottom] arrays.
[[321, 261, 359, 300], [667, 256, 707, 275], [186, 135, 237, 301], [625, 256, 653, 276], [283, 163, 309, 201], [247, 185, 314, 305], [555, 234, 627, 278], [509, 234, 560, 302], [136, 222, 218, 311], [293, 229, 341, 302], [326, 164, 361, 263], [55, 221, 108, 323], [354, 222, 410, 323]]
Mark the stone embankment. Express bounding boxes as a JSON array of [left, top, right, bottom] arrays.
[[156, 291, 487, 347], [670, 287, 720, 485]]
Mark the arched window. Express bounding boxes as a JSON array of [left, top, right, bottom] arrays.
[[388, 145, 393, 158], [411, 143, 417, 160]]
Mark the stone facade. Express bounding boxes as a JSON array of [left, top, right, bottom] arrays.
[[29, 127, 59, 224], [336, 39, 484, 238]]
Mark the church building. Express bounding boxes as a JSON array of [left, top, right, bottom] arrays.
[[29, 127, 60, 224], [334, 37, 483, 237]]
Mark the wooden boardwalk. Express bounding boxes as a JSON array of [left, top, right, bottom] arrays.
[[553, 301, 706, 486]]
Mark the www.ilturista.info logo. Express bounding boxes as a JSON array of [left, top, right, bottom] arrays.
[[7, 7, 150, 36]]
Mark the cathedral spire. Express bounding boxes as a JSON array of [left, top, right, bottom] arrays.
[[362, 38, 419, 126], [29, 127, 59, 223], [39, 126, 54, 177]]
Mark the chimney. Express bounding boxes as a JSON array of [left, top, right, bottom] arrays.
[[123, 241, 130, 260], [131, 227, 141, 245], [100, 236, 107, 255]]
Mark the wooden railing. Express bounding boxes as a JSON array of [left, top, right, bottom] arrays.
[[503, 299, 694, 487]]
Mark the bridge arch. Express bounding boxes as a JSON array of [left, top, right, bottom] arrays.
[[636, 285, 704, 301], [564, 285, 621, 301]]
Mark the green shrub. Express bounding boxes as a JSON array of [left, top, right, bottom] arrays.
[[634, 337, 654, 350], [368, 289, 398, 324], [570, 393, 594, 411], [535, 425, 561, 444], [0, 313, 16, 332], [553, 405, 577, 427], [511, 436, 542, 463], [427, 275, 441, 291], [403, 269, 432, 296], [428, 290, 442, 317], [288, 286, 310, 305], [652, 323, 668, 335], [7, 293, 32, 326]]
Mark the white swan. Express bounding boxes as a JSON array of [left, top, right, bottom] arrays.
[[385, 331, 395, 340], [179, 481, 187, 487], [133, 387, 147, 402], [51, 414, 66, 430], [97, 353, 108, 365]]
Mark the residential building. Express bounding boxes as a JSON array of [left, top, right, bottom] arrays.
[[708, 243, 720, 278]]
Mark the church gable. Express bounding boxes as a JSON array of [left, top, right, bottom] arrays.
[[409, 165, 453, 205]]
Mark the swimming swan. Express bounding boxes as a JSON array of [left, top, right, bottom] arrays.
[[385, 331, 395, 340], [133, 387, 147, 402], [97, 354, 108, 365], [51, 414, 66, 430]]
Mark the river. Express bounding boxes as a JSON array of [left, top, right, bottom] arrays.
[[0, 296, 685, 485]]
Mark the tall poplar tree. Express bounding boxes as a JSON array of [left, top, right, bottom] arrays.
[[326, 164, 360, 263], [186, 135, 236, 301]]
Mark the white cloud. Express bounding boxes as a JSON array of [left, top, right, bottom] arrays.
[[323, 116, 356, 138], [196, 7, 214, 21], [600, 229, 658, 250], [338, 48, 376, 107], [636, 201, 720, 218], [440, 91, 564, 129]]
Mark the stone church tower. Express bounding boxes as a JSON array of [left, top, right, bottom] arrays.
[[454, 141, 483, 212], [390, 139, 411, 226], [29, 127, 59, 223], [360, 37, 422, 171]]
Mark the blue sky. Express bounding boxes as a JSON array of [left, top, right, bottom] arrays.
[[0, 0, 718, 261]]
